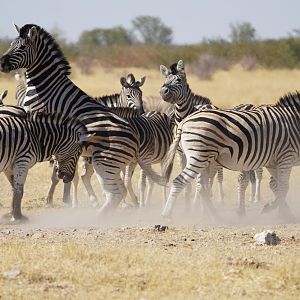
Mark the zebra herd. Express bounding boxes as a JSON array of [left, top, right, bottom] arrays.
[[0, 23, 298, 222]]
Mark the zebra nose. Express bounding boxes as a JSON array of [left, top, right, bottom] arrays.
[[160, 87, 169, 97], [0, 55, 10, 73]]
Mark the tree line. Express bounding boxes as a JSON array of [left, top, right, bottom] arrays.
[[1, 16, 300, 77]]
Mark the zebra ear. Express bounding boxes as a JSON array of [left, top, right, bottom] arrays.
[[177, 60, 185, 72], [14, 23, 20, 34], [27, 26, 37, 40], [120, 76, 130, 88], [0, 90, 8, 102], [137, 76, 146, 87], [160, 65, 169, 77], [126, 73, 135, 85]]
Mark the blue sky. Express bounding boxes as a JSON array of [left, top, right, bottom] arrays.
[[1, 0, 300, 44]]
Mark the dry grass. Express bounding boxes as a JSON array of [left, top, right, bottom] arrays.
[[0, 65, 300, 299]]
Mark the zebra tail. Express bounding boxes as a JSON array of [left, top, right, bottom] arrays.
[[137, 160, 167, 187], [162, 127, 182, 182]]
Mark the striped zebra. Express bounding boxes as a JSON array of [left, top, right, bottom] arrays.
[[0, 108, 91, 221], [160, 60, 263, 215], [50, 73, 146, 207], [160, 60, 224, 206], [80, 107, 173, 208], [0, 23, 164, 215], [12, 70, 148, 208], [15, 72, 146, 207], [161, 92, 300, 221]]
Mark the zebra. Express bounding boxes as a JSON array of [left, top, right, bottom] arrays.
[[160, 60, 224, 207], [80, 106, 174, 208], [0, 108, 91, 221], [160, 60, 263, 215], [12, 70, 148, 208], [47, 73, 146, 208], [161, 92, 300, 221], [0, 23, 164, 215]]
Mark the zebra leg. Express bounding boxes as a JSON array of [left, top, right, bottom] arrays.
[[198, 167, 219, 219], [176, 150, 192, 209], [138, 169, 147, 207], [237, 171, 250, 217], [123, 163, 138, 208], [94, 164, 127, 215], [216, 166, 225, 204], [144, 177, 154, 207], [193, 173, 207, 211], [162, 160, 209, 219], [62, 182, 72, 205], [6, 166, 29, 221], [262, 166, 294, 220], [161, 163, 167, 207], [249, 170, 256, 202], [81, 157, 99, 207], [46, 165, 60, 207], [71, 167, 79, 208], [254, 168, 263, 203]]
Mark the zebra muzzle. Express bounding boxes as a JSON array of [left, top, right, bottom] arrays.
[[0, 55, 11, 73], [57, 171, 73, 183]]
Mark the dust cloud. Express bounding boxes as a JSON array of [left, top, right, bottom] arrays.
[[4, 183, 299, 230]]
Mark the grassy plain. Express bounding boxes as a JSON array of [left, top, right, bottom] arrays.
[[0, 65, 300, 299]]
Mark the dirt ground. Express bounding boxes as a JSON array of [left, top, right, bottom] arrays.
[[0, 194, 300, 300]]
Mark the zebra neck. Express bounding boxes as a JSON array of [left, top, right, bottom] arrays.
[[174, 87, 211, 125], [174, 88, 196, 124]]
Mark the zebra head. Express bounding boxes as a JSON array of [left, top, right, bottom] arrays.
[[0, 24, 70, 76], [120, 74, 146, 114], [160, 60, 188, 104], [0, 24, 39, 73]]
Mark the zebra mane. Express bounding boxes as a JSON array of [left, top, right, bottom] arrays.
[[276, 91, 300, 108], [20, 24, 71, 76], [170, 63, 178, 75]]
